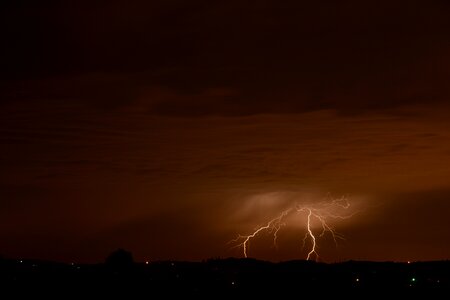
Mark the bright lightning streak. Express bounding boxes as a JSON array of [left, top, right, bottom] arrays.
[[231, 209, 291, 258], [304, 208, 317, 260], [231, 196, 356, 261]]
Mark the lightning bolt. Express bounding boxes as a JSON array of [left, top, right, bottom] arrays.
[[303, 208, 318, 260], [231, 196, 356, 261], [230, 209, 292, 258]]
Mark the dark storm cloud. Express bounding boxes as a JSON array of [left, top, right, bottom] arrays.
[[2, 1, 450, 262], [2, 102, 450, 261], [1, 0, 450, 115], [0, 184, 48, 212]]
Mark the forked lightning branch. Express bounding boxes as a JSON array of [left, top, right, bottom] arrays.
[[230, 196, 357, 261]]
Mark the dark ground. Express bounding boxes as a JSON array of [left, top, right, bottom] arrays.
[[1, 256, 449, 296]]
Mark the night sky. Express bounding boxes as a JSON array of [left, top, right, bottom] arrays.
[[1, 0, 450, 263]]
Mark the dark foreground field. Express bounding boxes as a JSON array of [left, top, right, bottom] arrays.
[[1, 257, 449, 296]]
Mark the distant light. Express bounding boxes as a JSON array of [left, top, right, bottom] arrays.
[[19, 260, 23, 263], [355, 278, 360, 282], [411, 277, 416, 282], [71, 263, 75, 266], [407, 261, 411, 264], [171, 262, 175, 266], [231, 281, 235, 285], [145, 261, 149, 265]]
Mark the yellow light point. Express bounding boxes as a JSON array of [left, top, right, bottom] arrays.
[[231, 196, 356, 261]]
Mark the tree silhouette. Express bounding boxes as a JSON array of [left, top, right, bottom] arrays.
[[105, 248, 134, 269]]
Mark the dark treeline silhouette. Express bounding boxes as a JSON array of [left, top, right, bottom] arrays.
[[1, 251, 449, 296], [105, 248, 134, 270]]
